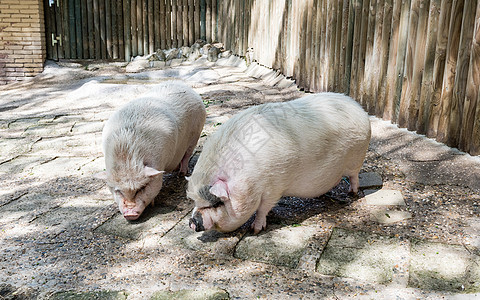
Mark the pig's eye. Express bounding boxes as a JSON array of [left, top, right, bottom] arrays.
[[134, 185, 147, 198], [114, 189, 124, 197]]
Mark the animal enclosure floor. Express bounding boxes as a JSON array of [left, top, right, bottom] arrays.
[[0, 58, 479, 299]]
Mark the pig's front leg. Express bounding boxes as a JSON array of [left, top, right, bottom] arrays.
[[179, 144, 196, 175], [251, 194, 280, 234]]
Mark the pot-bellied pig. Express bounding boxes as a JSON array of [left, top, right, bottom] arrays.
[[187, 92, 370, 233], [96, 81, 206, 220]]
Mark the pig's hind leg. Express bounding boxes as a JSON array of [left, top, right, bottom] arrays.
[[179, 144, 196, 175]]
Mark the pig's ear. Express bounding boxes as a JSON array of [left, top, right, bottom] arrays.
[[94, 171, 108, 180], [144, 166, 164, 177], [209, 180, 229, 201]]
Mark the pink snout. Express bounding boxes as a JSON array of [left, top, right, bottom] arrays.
[[123, 208, 141, 221]]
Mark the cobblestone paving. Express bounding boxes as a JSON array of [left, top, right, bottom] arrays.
[[0, 58, 479, 299]]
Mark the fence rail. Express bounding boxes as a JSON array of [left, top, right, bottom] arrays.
[[217, 0, 480, 156]]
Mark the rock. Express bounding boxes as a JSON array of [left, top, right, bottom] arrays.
[[207, 46, 221, 62], [151, 288, 229, 300], [364, 189, 405, 206], [234, 224, 317, 268], [47, 290, 128, 300], [370, 209, 412, 224], [358, 172, 383, 189], [316, 228, 410, 284], [125, 57, 149, 73]]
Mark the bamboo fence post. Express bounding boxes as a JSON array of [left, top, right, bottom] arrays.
[[362, 0, 378, 111], [382, 0, 402, 120], [354, 0, 370, 102], [117, 0, 124, 59], [166, 0, 171, 48], [390, 0, 410, 122], [183, 0, 188, 46], [426, 0, 453, 138], [154, 0, 160, 50], [87, 0, 94, 57], [436, 0, 465, 143], [398, 0, 422, 128], [349, 0, 363, 99], [81, 0, 88, 57], [171, 0, 177, 47], [460, 0, 480, 153], [123, 0, 131, 60], [447, 0, 477, 147], [333, 0, 343, 92], [176, 0, 183, 47], [188, 0, 194, 45], [148, 0, 154, 54], [416, 0, 441, 133], [369, 0, 386, 114], [344, 0, 355, 94]]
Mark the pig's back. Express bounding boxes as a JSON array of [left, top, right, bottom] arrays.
[[103, 81, 205, 171], [197, 92, 370, 198]]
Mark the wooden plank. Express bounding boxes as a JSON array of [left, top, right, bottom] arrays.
[[177, 0, 183, 47], [166, 0, 172, 48], [75, 0, 82, 58], [112, 0, 118, 59], [183, 0, 188, 46], [45, 0, 54, 60], [106, 0, 112, 59], [367, 0, 385, 113], [436, 0, 465, 143], [460, 0, 480, 153], [68, 0, 76, 58], [100, 0, 107, 58], [349, 0, 363, 99], [86, 0, 95, 58], [117, 0, 125, 59], [172, 0, 178, 47], [391, 0, 411, 122], [360, 0, 376, 108], [131, 0, 138, 56], [160, 0, 166, 49], [195, 0, 200, 41], [309, 0, 318, 90], [327, 0, 337, 92], [425, 0, 453, 138], [382, 0, 402, 120], [375, 0, 393, 117], [318, 0, 327, 90], [447, 0, 477, 147], [81, 0, 89, 57], [353, 0, 369, 101], [136, 0, 143, 55], [188, 0, 194, 45], [212, 0, 217, 42], [344, 0, 355, 94], [148, 0, 154, 54], [205, 0, 211, 43], [143, 0, 148, 54], [397, 0, 422, 128], [93, 0, 100, 58], [338, 0, 349, 92], [333, 0, 343, 92], [416, 0, 441, 133], [154, 0, 160, 50]]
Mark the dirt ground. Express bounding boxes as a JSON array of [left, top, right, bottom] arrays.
[[0, 58, 479, 299]]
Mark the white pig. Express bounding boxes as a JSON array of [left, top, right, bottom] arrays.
[[96, 81, 206, 220], [187, 92, 370, 233]]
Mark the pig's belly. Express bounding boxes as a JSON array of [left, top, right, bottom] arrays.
[[282, 167, 344, 199]]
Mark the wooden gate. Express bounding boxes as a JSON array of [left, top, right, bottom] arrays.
[[44, 0, 219, 61]]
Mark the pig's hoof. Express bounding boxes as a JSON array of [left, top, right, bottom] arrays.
[[189, 214, 205, 232]]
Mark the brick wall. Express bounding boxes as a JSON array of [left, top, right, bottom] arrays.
[[0, 0, 46, 85]]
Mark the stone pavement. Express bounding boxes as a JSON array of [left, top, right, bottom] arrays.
[[0, 56, 480, 299]]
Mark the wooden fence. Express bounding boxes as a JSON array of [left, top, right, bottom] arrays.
[[46, 0, 219, 60], [46, 0, 480, 156], [217, 0, 480, 156]]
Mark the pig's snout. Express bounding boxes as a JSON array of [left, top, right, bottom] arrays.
[[123, 207, 142, 221], [189, 211, 205, 232]]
